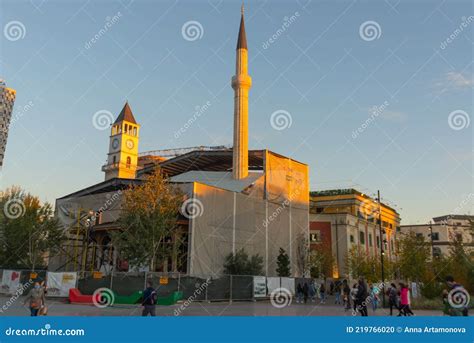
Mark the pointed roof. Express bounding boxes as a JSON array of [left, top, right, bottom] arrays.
[[236, 9, 247, 50], [114, 102, 137, 124]]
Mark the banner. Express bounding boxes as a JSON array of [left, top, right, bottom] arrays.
[[0, 270, 21, 295], [46, 272, 77, 297], [266, 277, 280, 295], [253, 276, 266, 298]]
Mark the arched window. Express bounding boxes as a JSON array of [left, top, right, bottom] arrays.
[[126, 156, 131, 168], [113, 156, 116, 164], [133, 127, 137, 136], [124, 124, 128, 133]]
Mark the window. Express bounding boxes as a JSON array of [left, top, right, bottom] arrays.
[[433, 247, 442, 257], [316, 207, 324, 213], [126, 156, 131, 168], [416, 233, 423, 238], [369, 233, 373, 247], [133, 127, 137, 136], [359, 231, 365, 245], [124, 124, 128, 133], [431, 232, 439, 241], [310, 232, 321, 243], [350, 235, 355, 243], [376, 236, 380, 248], [456, 233, 463, 242], [390, 240, 394, 252], [113, 156, 116, 164]]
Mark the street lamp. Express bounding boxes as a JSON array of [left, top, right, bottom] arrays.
[[377, 190, 386, 308]]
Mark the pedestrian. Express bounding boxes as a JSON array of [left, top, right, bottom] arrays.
[[142, 280, 157, 316], [350, 283, 358, 313], [369, 284, 379, 312], [334, 282, 342, 305], [303, 282, 309, 304], [309, 280, 316, 302], [342, 280, 351, 310], [387, 283, 398, 316], [296, 282, 304, 304], [24, 282, 45, 316], [445, 275, 469, 316], [329, 281, 334, 295], [319, 282, 326, 304], [356, 277, 368, 316], [398, 283, 414, 316]]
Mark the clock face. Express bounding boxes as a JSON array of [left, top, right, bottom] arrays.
[[112, 138, 120, 150], [126, 139, 134, 150]]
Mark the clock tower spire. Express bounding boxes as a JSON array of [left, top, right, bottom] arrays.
[[102, 102, 140, 180]]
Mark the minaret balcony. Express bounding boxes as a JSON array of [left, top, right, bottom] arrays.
[[231, 75, 252, 90]]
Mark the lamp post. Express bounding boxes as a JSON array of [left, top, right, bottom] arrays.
[[428, 221, 435, 258], [377, 190, 386, 308]]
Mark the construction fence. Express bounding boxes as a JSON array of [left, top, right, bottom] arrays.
[[0, 269, 314, 302]]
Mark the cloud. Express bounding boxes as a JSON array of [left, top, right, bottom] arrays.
[[434, 71, 473, 94]]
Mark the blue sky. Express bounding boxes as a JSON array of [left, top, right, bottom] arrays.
[[0, 0, 472, 224]]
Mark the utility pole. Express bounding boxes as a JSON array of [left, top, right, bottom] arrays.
[[377, 190, 386, 308]]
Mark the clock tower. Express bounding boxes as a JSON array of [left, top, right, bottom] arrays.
[[102, 102, 140, 180]]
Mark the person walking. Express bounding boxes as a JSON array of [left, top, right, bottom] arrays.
[[309, 280, 316, 302], [142, 281, 157, 316], [445, 275, 469, 316], [350, 283, 358, 313], [398, 283, 414, 316], [24, 282, 46, 316], [356, 277, 368, 316], [296, 282, 304, 304], [303, 282, 309, 304], [334, 282, 342, 305], [342, 280, 351, 311], [369, 284, 379, 312], [319, 282, 326, 304], [388, 283, 398, 316]]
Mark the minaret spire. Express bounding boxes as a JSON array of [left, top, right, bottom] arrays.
[[232, 5, 252, 180]]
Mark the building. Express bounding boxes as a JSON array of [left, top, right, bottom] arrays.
[[53, 8, 310, 277], [0, 81, 16, 167], [401, 215, 474, 257], [309, 189, 401, 278]]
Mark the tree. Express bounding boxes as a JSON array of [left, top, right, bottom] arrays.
[[276, 248, 291, 277], [309, 244, 335, 279], [396, 232, 430, 282], [296, 233, 310, 276], [112, 168, 183, 271], [0, 187, 65, 270], [223, 248, 263, 275]]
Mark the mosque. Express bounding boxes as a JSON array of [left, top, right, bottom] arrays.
[[53, 8, 310, 277]]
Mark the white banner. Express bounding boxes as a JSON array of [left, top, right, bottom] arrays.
[[0, 270, 21, 295], [253, 276, 267, 298], [46, 272, 77, 297], [266, 277, 280, 295]]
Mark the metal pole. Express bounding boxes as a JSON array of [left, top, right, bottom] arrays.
[[229, 275, 233, 304], [377, 190, 386, 308], [429, 221, 435, 258]]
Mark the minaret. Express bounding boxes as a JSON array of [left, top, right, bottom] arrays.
[[231, 4, 252, 180]]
